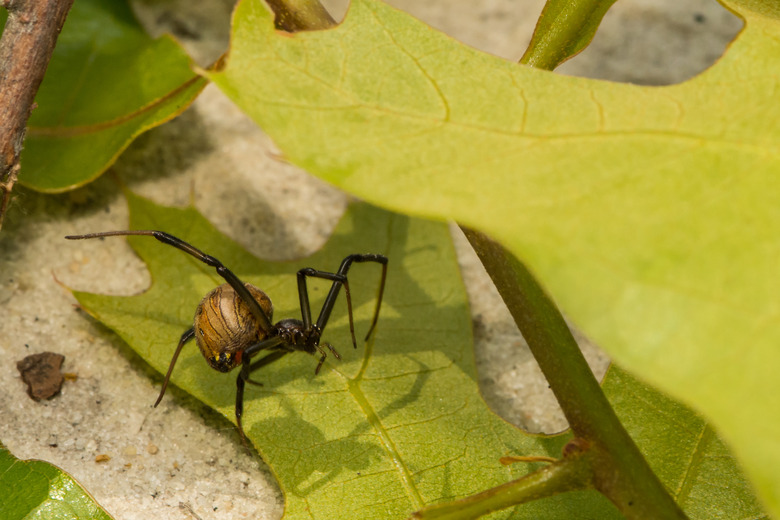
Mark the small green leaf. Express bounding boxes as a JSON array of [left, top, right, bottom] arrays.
[[209, 0, 780, 513], [71, 194, 763, 518], [0, 441, 113, 520], [13, 0, 206, 193]]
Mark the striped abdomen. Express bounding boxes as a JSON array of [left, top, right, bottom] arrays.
[[194, 283, 273, 372]]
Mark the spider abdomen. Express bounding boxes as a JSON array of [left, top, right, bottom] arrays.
[[194, 283, 273, 372]]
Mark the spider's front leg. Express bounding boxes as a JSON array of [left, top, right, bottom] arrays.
[[234, 342, 287, 446], [313, 343, 342, 375], [295, 254, 389, 353], [65, 230, 275, 333], [154, 328, 195, 407]]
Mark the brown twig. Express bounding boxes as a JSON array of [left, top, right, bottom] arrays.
[[0, 0, 74, 229]]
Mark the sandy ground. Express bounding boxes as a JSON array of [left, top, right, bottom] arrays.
[[0, 0, 742, 518]]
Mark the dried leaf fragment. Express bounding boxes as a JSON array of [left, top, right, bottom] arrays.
[[16, 352, 65, 400]]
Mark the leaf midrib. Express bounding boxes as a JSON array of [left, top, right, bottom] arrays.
[[347, 377, 425, 510], [27, 75, 204, 138]]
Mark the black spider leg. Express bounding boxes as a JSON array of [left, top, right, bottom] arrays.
[[65, 230, 274, 333], [235, 344, 287, 446], [297, 268, 350, 373], [351, 255, 389, 341], [297, 254, 389, 373], [316, 254, 388, 340], [154, 328, 195, 407]]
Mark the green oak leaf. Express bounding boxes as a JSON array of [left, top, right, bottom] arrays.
[[0, 441, 113, 520], [208, 0, 780, 513], [70, 194, 762, 518], [10, 0, 206, 193]]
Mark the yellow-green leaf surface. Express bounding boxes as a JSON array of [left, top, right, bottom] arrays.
[[0, 441, 113, 520], [11, 0, 206, 193], [208, 0, 780, 513], [71, 194, 763, 519]]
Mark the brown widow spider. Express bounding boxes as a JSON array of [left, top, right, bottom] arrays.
[[66, 230, 388, 445]]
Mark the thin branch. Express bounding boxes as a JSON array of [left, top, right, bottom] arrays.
[[460, 227, 687, 519], [412, 448, 594, 520], [520, 0, 618, 69], [0, 0, 74, 229]]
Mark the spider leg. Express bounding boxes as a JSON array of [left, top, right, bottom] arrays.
[[326, 343, 341, 360], [65, 230, 274, 333], [154, 328, 195, 407], [314, 353, 327, 374], [235, 341, 288, 446], [245, 342, 287, 385], [358, 256, 388, 341], [310, 342, 341, 375], [326, 254, 388, 341], [298, 254, 388, 348], [297, 268, 353, 346]]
